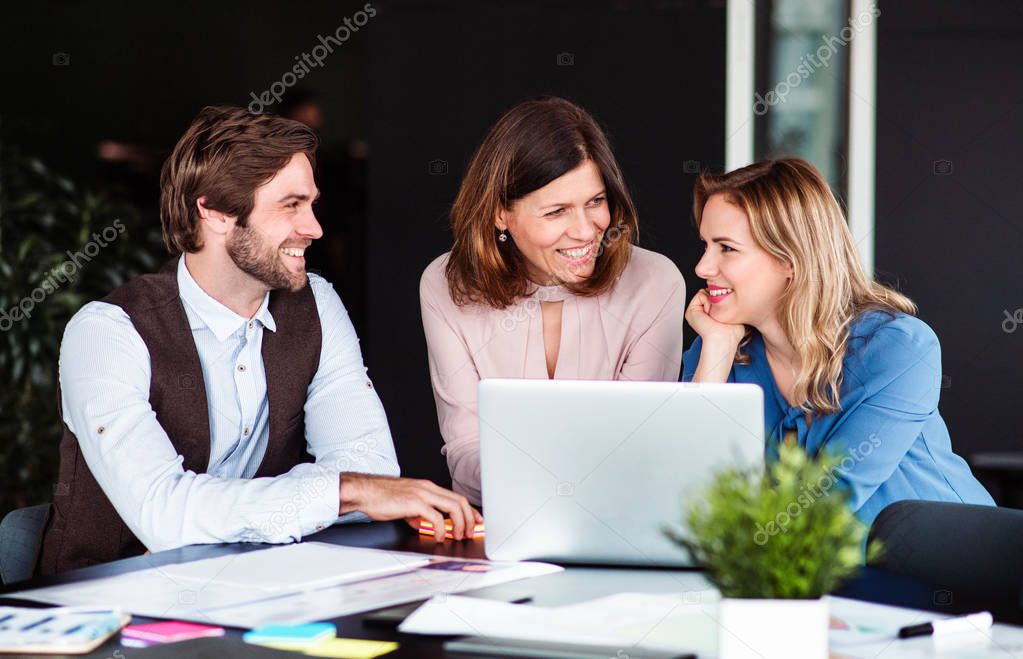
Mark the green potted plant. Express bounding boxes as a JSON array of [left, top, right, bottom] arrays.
[[667, 442, 881, 659], [0, 152, 165, 518]]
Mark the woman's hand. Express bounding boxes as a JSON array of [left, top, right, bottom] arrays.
[[685, 289, 746, 383], [685, 289, 746, 346]]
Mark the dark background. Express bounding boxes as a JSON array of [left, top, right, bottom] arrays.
[[0, 0, 1019, 513], [874, 1, 1023, 481], [365, 0, 724, 484]]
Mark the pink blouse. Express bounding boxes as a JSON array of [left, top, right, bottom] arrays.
[[419, 246, 686, 505]]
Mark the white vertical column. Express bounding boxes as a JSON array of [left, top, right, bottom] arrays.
[[847, 0, 878, 275], [726, 0, 756, 171]]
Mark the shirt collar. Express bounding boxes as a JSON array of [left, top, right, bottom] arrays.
[[176, 254, 277, 341]]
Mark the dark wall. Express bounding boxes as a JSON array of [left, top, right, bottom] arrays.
[[1, 1, 369, 179], [875, 1, 1023, 458], [366, 0, 726, 484], [2, 0, 724, 504]]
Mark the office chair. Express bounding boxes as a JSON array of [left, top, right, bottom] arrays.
[[868, 500, 1023, 608], [0, 504, 51, 584]]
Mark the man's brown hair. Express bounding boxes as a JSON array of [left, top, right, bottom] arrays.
[[159, 106, 318, 255], [446, 96, 639, 309]]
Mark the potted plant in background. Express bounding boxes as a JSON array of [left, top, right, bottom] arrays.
[[667, 443, 881, 659], [0, 152, 164, 519]]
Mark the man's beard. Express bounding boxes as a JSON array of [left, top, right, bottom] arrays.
[[226, 223, 307, 292]]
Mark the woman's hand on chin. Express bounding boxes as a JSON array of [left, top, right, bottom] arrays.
[[686, 289, 746, 384], [685, 289, 746, 348]]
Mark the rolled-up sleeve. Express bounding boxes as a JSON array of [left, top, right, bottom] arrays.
[[60, 303, 344, 551], [61, 275, 401, 552]]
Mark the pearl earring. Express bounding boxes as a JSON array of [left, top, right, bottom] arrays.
[[498, 230, 508, 243]]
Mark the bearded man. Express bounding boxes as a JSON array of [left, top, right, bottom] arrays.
[[39, 106, 479, 574]]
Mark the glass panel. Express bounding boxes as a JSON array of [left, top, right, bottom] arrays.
[[756, 0, 849, 194]]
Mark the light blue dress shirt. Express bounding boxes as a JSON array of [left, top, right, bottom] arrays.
[[682, 311, 994, 527], [58, 256, 400, 552]]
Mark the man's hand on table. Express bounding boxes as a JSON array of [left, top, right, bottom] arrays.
[[339, 473, 483, 542]]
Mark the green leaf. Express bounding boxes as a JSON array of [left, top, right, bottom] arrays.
[[0, 150, 166, 519], [667, 443, 882, 599]]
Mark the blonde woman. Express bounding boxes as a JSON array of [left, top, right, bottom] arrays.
[[683, 158, 992, 525]]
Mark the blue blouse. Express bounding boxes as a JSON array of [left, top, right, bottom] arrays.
[[682, 311, 994, 527]]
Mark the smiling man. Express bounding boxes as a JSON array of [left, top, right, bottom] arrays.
[[39, 106, 479, 575]]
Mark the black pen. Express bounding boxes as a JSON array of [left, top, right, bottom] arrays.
[[898, 611, 993, 639]]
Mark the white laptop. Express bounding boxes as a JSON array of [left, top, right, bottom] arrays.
[[478, 379, 764, 567]]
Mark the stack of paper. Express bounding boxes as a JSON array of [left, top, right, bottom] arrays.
[[11, 543, 562, 628], [399, 591, 721, 655]]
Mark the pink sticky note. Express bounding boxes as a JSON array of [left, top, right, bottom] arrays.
[[122, 621, 225, 644]]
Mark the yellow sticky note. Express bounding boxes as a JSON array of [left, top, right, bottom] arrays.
[[303, 637, 399, 658]]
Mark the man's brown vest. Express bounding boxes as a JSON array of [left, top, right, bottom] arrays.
[[37, 260, 322, 575]]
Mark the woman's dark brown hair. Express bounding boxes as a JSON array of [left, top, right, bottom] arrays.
[[159, 105, 318, 255], [445, 96, 639, 309]]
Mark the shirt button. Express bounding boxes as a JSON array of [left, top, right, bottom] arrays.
[[97, 426, 105, 434], [315, 524, 325, 531], [366, 381, 373, 389], [248, 321, 255, 330], [237, 364, 247, 372], [243, 426, 250, 436]]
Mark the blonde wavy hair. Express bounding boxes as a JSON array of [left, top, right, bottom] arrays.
[[693, 159, 917, 414]]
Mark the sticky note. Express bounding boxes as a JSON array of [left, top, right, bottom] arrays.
[[304, 637, 399, 658], [122, 621, 225, 644], [418, 520, 485, 539], [243, 622, 336, 650]]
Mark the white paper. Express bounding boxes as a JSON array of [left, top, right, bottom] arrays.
[[11, 544, 562, 628], [201, 558, 562, 628], [153, 542, 428, 591], [826, 596, 937, 646], [399, 590, 721, 655], [401, 592, 1023, 659]]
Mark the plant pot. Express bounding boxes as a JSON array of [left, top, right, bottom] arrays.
[[717, 597, 829, 659]]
